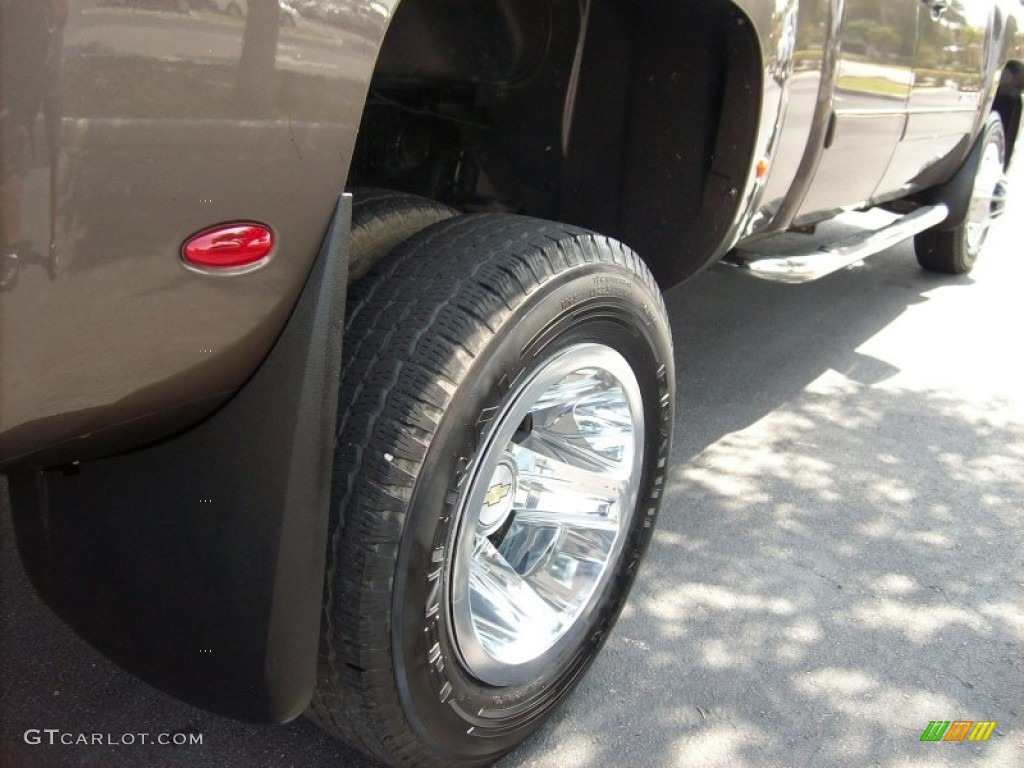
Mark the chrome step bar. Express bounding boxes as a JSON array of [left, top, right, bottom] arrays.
[[721, 204, 949, 284]]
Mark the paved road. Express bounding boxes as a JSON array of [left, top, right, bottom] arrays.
[[3, 165, 1022, 766]]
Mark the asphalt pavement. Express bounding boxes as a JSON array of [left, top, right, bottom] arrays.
[[2, 163, 1022, 766]]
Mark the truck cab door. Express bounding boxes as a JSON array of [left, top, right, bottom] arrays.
[[794, 0, 918, 223], [876, 0, 989, 195]]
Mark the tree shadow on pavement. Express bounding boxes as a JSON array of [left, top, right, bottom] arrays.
[[504, 247, 1023, 767]]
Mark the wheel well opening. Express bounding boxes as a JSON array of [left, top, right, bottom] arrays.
[[350, 0, 762, 289]]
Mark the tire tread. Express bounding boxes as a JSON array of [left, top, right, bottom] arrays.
[[310, 214, 669, 767]]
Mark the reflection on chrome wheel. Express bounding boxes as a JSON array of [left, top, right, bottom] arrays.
[[451, 344, 645, 685], [964, 133, 1008, 254], [311, 213, 674, 767]]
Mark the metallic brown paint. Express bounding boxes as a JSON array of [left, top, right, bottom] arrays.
[[1, 0, 1021, 467], [0, 0, 394, 468], [744, 0, 1023, 239]]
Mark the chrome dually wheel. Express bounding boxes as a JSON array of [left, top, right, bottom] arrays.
[[451, 343, 645, 685], [312, 213, 674, 768]]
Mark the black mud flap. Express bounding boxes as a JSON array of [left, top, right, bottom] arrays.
[[7, 196, 351, 723], [918, 120, 991, 232]]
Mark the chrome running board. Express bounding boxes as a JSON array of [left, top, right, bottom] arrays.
[[722, 204, 949, 284]]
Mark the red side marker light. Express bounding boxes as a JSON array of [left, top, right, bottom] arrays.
[[182, 223, 274, 272]]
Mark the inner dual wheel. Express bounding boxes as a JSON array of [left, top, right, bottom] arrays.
[[309, 203, 674, 766]]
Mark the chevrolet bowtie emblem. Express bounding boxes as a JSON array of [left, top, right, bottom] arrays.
[[483, 482, 512, 507]]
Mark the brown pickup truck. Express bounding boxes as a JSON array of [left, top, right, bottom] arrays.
[[1, 1, 1021, 765]]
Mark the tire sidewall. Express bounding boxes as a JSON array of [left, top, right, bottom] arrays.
[[389, 260, 673, 763]]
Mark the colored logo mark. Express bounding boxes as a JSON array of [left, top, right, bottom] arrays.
[[483, 482, 512, 507], [920, 721, 997, 742]]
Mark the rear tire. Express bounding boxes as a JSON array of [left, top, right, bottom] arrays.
[[915, 112, 1008, 274], [348, 188, 457, 282], [310, 214, 674, 767]]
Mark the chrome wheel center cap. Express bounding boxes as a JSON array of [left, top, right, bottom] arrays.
[[478, 461, 516, 534]]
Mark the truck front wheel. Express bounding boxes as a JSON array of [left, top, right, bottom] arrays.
[[915, 112, 1008, 274], [309, 214, 674, 766]]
